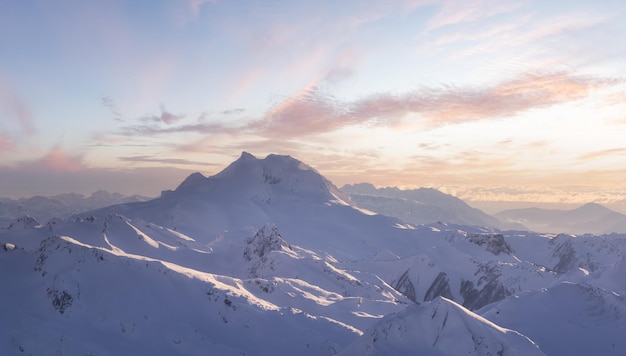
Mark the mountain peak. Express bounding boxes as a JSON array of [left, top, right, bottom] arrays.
[[7, 215, 41, 230], [574, 202, 611, 213], [171, 153, 350, 205], [239, 151, 256, 160], [175, 172, 208, 191]]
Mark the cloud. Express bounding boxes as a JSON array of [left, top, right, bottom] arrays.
[[250, 71, 622, 138], [183, 138, 309, 158], [402, 71, 620, 124], [578, 147, 626, 161], [423, 0, 527, 33], [247, 83, 353, 138], [446, 184, 626, 205], [142, 104, 185, 125], [112, 71, 622, 141], [324, 49, 359, 84], [220, 108, 245, 115], [101, 96, 123, 121], [0, 134, 15, 152], [0, 81, 36, 135], [118, 122, 229, 136], [33, 146, 85, 172], [113, 104, 194, 136], [189, 0, 213, 18], [118, 155, 219, 166]]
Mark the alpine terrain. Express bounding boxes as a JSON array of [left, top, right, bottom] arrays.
[[2, 152, 625, 355]]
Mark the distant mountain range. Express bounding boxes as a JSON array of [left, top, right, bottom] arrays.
[[495, 202, 626, 235], [5, 176, 625, 237], [340, 183, 523, 230], [0, 191, 149, 227]]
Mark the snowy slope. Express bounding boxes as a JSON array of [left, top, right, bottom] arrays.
[[480, 281, 626, 356], [338, 227, 558, 310], [340, 297, 545, 356], [0, 235, 358, 355]]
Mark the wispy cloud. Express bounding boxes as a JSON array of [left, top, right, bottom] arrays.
[[578, 147, 626, 161], [189, 0, 213, 18], [142, 104, 185, 125], [423, 0, 527, 33], [113, 104, 196, 136], [247, 81, 353, 138], [118, 122, 229, 136], [0, 81, 36, 135], [0, 134, 15, 152], [101, 96, 123, 121], [112, 71, 622, 141], [251, 71, 622, 138], [118, 155, 219, 166], [221, 108, 245, 115]]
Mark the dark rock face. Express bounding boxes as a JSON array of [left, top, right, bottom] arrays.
[[552, 239, 577, 274], [460, 280, 509, 311], [424, 272, 453, 302], [47, 288, 73, 314], [550, 234, 605, 274], [460, 263, 511, 310], [468, 233, 513, 255], [244, 224, 291, 262], [244, 224, 292, 278], [392, 269, 418, 304]]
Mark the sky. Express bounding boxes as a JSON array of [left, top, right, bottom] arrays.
[[1, 0, 626, 205]]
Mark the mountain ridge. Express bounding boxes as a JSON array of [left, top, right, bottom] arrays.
[[495, 202, 626, 234], [341, 182, 522, 230]]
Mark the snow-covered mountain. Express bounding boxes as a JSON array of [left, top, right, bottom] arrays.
[[480, 281, 626, 355], [340, 297, 544, 356], [341, 183, 522, 230], [0, 234, 356, 355], [2, 152, 626, 355], [495, 202, 626, 234]]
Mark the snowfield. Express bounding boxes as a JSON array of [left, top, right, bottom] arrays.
[[2, 152, 625, 355]]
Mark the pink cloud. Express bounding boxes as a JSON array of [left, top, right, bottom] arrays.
[[159, 105, 184, 125], [246, 78, 349, 138], [114, 71, 623, 141], [225, 67, 264, 103], [578, 148, 626, 161], [35, 147, 85, 172], [0, 81, 36, 135], [0, 134, 15, 152], [118, 155, 219, 166], [250, 71, 622, 138], [138, 104, 185, 125], [423, 0, 526, 33], [189, 0, 213, 18]]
